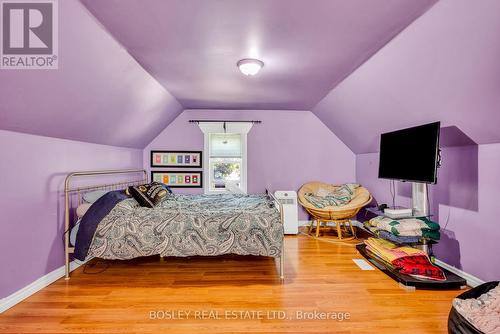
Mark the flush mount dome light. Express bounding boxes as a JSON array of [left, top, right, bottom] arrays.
[[237, 58, 264, 76]]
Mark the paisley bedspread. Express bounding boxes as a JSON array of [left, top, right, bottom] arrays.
[[74, 192, 283, 261]]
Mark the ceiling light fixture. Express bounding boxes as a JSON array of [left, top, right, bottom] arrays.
[[237, 58, 264, 76]]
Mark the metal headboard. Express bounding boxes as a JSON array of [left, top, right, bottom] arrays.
[[64, 169, 147, 279]]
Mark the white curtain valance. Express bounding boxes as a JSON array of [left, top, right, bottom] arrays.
[[197, 122, 253, 135]]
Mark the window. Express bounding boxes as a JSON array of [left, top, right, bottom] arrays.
[[197, 122, 253, 194], [209, 133, 242, 191]]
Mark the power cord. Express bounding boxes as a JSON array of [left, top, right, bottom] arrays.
[[83, 260, 111, 274], [443, 208, 451, 230], [61, 220, 81, 243]]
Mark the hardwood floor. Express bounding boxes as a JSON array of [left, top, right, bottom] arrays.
[[0, 234, 463, 333]]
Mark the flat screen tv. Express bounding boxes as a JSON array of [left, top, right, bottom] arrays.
[[378, 122, 440, 184]]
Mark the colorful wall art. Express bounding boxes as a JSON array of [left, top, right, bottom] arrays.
[[151, 171, 203, 188], [150, 151, 202, 168]]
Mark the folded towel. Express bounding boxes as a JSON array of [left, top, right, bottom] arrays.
[[364, 237, 426, 263], [364, 222, 422, 244], [368, 216, 440, 240], [379, 230, 423, 244], [392, 256, 446, 281]]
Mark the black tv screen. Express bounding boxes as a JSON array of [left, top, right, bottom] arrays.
[[378, 122, 440, 184]]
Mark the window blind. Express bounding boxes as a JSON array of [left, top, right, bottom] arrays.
[[210, 133, 241, 157]]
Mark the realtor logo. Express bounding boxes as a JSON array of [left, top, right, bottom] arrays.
[[1, 0, 58, 69]]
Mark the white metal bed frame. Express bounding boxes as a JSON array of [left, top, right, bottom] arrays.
[[64, 169, 285, 280], [64, 169, 148, 279]]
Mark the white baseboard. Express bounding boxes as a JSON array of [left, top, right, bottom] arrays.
[[435, 259, 484, 288], [0, 260, 85, 314], [298, 220, 311, 227]]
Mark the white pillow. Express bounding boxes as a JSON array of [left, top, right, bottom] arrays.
[[83, 190, 108, 203], [70, 221, 80, 246], [76, 203, 92, 218], [225, 181, 245, 194]]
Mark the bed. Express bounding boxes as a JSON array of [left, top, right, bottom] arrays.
[[64, 169, 284, 280]]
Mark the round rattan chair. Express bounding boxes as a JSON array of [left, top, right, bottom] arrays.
[[298, 182, 372, 240]]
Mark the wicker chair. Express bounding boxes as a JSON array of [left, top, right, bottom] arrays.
[[298, 182, 372, 240]]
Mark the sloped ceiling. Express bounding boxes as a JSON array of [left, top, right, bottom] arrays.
[[81, 0, 436, 110], [0, 0, 182, 148], [7, 0, 494, 152], [313, 0, 500, 154]]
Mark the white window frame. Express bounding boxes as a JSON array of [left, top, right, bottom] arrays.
[[198, 122, 252, 194]]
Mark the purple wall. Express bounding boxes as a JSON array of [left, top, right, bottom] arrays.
[[313, 0, 500, 154], [356, 143, 500, 282], [144, 110, 356, 218], [0, 0, 183, 148], [0, 130, 142, 298]]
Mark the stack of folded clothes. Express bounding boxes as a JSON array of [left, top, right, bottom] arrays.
[[364, 237, 446, 281], [364, 216, 440, 243]]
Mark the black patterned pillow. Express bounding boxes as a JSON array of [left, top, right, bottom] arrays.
[[152, 181, 173, 195], [127, 182, 169, 208]]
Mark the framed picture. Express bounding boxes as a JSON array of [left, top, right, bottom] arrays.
[[151, 171, 203, 188], [150, 151, 202, 168]]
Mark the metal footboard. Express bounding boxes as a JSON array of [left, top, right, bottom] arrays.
[[266, 189, 285, 281]]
